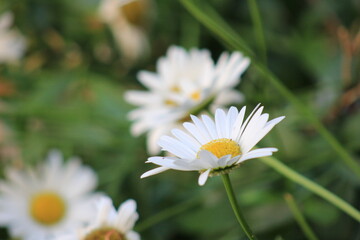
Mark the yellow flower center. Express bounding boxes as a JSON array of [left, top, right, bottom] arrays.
[[199, 138, 241, 158], [84, 227, 124, 240], [30, 192, 66, 225], [170, 85, 180, 93], [190, 91, 201, 101], [164, 99, 178, 106]]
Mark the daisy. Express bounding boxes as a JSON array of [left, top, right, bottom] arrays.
[[0, 150, 98, 240], [98, 0, 150, 62], [0, 12, 26, 64], [125, 46, 250, 154], [141, 105, 285, 186], [55, 196, 140, 240]]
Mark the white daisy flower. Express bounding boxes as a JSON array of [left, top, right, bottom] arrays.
[[0, 12, 26, 64], [55, 196, 140, 240], [0, 150, 98, 240], [98, 0, 150, 62], [125, 46, 250, 154], [141, 105, 285, 186]]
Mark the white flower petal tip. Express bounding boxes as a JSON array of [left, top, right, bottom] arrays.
[[120, 199, 137, 214], [198, 169, 211, 186], [140, 167, 170, 178], [273, 116, 285, 124]]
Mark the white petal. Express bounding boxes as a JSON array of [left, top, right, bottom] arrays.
[[225, 106, 239, 138], [140, 167, 170, 178], [116, 199, 138, 232], [183, 122, 207, 144], [126, 231, 141, 240], [201, 115, 218, 139], [198, 169, 211, 186], [237, 148, 278, 163], [236, 104, 261, 141], [240, 113, 269, 153], [171, 129, 201, 151], [146, 156, 193, 171], [158, 136, 196, 159], [241, 115, 284, 153], [215, 108, 227, 138], [231, 106, 246, 139], [217, 154, 232, 167], [190, 114, 212, 142], [137, 71, 161, 90], [198, 150, 218, 167]]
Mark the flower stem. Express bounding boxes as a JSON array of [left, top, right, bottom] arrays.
[[221, 174, 257, 240], [284, 193, 319, 240], [261, 157, 360, 222]]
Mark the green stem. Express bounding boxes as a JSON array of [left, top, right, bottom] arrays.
[[261, 157, 360, 222], [180, 0, 360, 178], [135, 196, 201, 232], [221, 174, 257, 240], [284, 193, 319, 240], [246, 0, 267, 63]]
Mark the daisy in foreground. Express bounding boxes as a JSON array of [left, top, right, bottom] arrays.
[[0, 150, 98, 240], [56, 196, 140, 240], [141, 105, 285, 186]]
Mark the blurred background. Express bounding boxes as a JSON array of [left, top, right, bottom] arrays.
[[0, 0, 359, 239]]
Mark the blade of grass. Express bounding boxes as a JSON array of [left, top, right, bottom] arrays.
[[135, 196, 201, 232], [261, 157, 360, 222], [247, 0, 267, 63], [284, 193, 319, 240], [180, 0, 360, 177]]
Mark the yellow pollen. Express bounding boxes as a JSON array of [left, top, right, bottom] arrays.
[[170, 85, 180, 93], [190, 91, 201, 101], [164, 99, 178, 106], [199, 138, 241, 158], [30, 192, 66, 225], [84, 227, 124, 240]]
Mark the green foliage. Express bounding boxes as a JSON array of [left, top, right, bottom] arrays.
[[0, 0, 359, 239]]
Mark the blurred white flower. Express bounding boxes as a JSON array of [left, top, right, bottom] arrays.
[[125, 46, 250, 154], [55, 196, 140, 240], [0, 150, 98, 240], [141, 105, 284, 186], [98, 0, 150, 62], [0, 12, 26, 64]]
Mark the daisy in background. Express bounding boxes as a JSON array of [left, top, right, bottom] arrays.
[[125, 46, 250, 154], [56, 195, 140, 240], [98, 0, 151, 63], [0, 11, 26, 64], [141, 105, 285, 186], [0, 150, 98, 240]]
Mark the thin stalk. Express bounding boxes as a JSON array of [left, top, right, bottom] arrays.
[[247, 0, 267, 63], [261, 157, 360, 222], [284, 193, 319, 240], [221, 174, 257, 240], [135, 196, 201, 232], [180, 0, 360, 178]]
